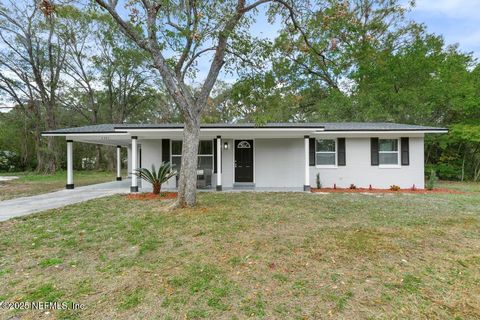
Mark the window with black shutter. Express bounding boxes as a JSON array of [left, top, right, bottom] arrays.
[[309, 138, 315, 166], [337, 138, 346, 166], [401, 137, 410, 166], [162, 139, 170, 164], [371, 138, 379, 166]]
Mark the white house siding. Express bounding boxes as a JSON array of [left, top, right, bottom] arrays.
[[220, 139, 234, 188], [136, 136, 425, 190], [309, 137, 425, 189], [254, 139, 304, 188], [138, 139, 176, 191]]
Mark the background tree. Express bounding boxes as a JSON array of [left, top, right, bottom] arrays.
[[0, 0, 67, 172]]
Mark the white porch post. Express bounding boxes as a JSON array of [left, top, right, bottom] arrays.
[[116, 145, 122, 181], [216, 136, 222, 191], [66, 140, 74, 189], [131, 136, 138, 192], [127, 146, 132, 178], [304, 135, 311, 191]]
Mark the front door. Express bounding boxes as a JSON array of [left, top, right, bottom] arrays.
[[235, 140, 254, 182]]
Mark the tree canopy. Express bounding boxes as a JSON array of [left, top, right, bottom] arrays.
[[0, 0, 478, 185]]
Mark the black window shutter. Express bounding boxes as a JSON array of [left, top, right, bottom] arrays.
[[309, 138, 315, 166], [213, 139, 217, 173], [401, 137, 410, 166], [371, 138, 379, 166], [162, 139, 170, 163], [337, 138, 346, 166]]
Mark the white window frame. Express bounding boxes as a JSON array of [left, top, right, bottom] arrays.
[[171, 140, 182, 173], [378, 138, 401, 168], [170, 140, 214, 171], [315, 138, 337, 168]]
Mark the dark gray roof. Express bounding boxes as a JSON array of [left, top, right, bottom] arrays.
[[43, 124, 121, 134], [42, 122, 448, 135]]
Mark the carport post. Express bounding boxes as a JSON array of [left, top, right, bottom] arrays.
[[66, 140, 74, 189], [116, 146, 122, 181], [130, 137, 138, 192], [304, 136, 310, 191]]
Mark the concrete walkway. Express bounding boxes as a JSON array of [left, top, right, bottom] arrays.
[[0, 180, 131, 222]]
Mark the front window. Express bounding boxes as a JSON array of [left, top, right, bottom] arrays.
[[379, 139, 399, 165], [171, 140, 214, 189], [316, 139, 336, 166], [171, 140, 182, 172]]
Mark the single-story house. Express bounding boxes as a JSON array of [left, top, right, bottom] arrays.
[[42, 122, 448, 191]]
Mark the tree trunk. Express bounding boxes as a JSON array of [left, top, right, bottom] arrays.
[[95, 146, 102, 170], [42, 99, 57, 173], [174, 117, 200, 208], [153, 182, 160, 195]]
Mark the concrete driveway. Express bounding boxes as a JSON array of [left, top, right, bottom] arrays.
[[0, 180, 131, 222]]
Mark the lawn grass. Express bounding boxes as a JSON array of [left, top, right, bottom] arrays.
[[0, 182, 479, 319], [0, 170, 121, 201]]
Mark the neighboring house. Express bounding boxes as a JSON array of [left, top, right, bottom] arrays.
[[42, 123, 448, 191]]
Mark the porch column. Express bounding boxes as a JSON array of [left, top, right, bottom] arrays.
[[131, 136, 138, 192], [116, 145, 122, 181], [216, 136, 222, 191], [304, 135, 310, 191], [127, 145, 132, 178], [66, 140, 74, 189]]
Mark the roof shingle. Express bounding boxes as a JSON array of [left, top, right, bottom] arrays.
[[42, 122, 448, 134]]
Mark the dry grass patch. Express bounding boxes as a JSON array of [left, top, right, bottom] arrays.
[[0, 183, 480, 319]]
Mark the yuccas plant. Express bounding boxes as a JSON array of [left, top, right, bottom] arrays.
[[135, 162, 177, 194]]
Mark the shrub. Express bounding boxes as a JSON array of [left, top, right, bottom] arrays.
[[426, 169, 437, 191], [349, 184, 357, 189], [135, 162, 177, 194], [390, 185, 400, 191], [425, 163, 460, 181], [316, 173, 322, 189], [0, 150, 20, 172]]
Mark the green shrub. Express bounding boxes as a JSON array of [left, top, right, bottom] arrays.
[[0, 150, 20, 172], [426, 163, 460, 181], [426, 169, 437, 190], [135, 162, 177, 194]]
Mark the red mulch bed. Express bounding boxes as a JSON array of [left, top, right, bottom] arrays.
[[311, 188, 464, 194], [125, 192, 177, 200]]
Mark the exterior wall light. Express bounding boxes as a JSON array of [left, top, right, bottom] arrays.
[[224, 142, 229, 150]]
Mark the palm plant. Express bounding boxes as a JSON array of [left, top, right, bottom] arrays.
[[135, 162, 177, 194]]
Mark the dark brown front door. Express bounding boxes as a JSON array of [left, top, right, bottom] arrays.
[[235, 140, 254, 182]]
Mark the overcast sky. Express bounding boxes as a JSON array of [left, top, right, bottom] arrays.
[[408, 0, 480, 59]]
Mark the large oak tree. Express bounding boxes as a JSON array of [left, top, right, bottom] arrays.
[[93, 0, 308, 207]]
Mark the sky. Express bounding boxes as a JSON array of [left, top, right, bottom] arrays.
[[408, 0, 480, 59]]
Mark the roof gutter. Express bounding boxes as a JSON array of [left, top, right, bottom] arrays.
[[312, 129, 448, 134], [41, 132, 129, 137]]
